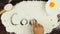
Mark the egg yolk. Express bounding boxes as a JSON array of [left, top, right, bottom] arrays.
[[49, 2, 55, 7]]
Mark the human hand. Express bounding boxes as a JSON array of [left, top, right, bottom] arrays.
[[33, 21, 44, 34]]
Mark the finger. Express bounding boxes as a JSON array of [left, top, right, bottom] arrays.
[[33, 23, 38, 31], [38, 24, 43, 27], [33, 22, 39, 28], [38, 24, 44, 29], [33, 20, 37, 25], [31, 19, 37, 27]]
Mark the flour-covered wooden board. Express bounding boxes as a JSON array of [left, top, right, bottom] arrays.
[[1, 1, 60, 34]]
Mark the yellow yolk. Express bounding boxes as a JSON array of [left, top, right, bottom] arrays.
[[50, 2, 55, 7], [49, 0, 60, 10]]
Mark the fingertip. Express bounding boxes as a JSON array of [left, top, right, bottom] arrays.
[[38, 24, 44, 28]]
